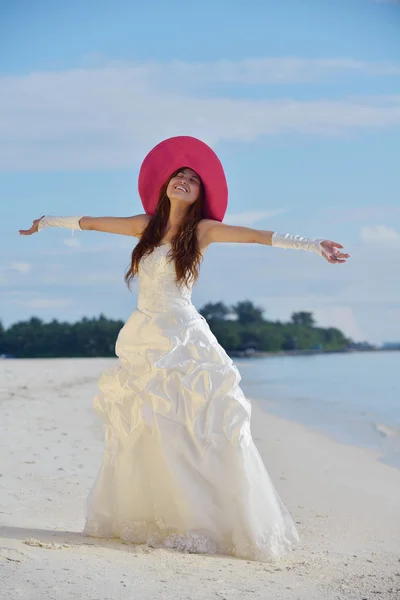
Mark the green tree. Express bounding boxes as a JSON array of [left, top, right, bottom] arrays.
[[0, 320, 5, 355], [231, 300, 265, 325], [208, 321, 241, 351], [0, 302, 353, 358], [291, 311, 315, 327], [200, 302, 230, 321]]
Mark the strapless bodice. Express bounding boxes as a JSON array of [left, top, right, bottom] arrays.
[[137, 244, 195, 312]]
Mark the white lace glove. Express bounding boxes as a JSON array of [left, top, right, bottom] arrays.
[[37, 216, 83, 232], [271, 232, 325, 256]]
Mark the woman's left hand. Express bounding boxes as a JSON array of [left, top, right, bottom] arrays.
[[320, 240, 350, 264]]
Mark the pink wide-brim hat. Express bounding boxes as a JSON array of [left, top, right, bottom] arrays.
[[138, 136, 228, 222]]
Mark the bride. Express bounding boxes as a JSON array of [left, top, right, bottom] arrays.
[[19, 136, 349, 561]]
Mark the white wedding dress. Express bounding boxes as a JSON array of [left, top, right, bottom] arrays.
[[83, 243, 299, 561]]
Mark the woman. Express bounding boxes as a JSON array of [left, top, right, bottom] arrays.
[[19, 136, 349, 562]]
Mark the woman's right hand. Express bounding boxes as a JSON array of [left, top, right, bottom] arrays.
[[19, 215, 45, 236]]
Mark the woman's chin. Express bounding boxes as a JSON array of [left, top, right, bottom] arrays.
[[169, 195, 196, 206]]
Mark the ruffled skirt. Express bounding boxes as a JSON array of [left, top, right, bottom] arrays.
[[83, 306, 299, 561]]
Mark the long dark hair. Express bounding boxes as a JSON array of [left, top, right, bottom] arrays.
[[124, 168, 205, 289]]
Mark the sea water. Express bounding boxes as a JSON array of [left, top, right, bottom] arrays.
[[236, 351, 400, 469]]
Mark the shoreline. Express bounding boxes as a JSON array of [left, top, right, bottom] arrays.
[[0, 348, 400, 361], [1, 358, 399, 599], [229, 347, 399, 359]]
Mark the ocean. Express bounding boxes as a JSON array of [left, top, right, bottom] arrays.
[[236, 350, 400, 470]]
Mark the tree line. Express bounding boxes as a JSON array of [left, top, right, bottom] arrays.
[[0, 300, 351, 359]]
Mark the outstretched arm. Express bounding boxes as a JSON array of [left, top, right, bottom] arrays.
[[19, 213, 151, 238], [80, 214, 151, 236], [201, 220, 349, 265]]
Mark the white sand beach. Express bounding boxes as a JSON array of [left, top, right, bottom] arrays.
[[1, 358, 399, 599]]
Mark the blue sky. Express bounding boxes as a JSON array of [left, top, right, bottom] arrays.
[[1, 0, 400, 344]]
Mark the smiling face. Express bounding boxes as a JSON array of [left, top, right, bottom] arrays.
[[166, 167, 202, 206]]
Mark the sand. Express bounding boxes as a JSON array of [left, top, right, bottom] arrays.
[[1, 358, 399, 600]]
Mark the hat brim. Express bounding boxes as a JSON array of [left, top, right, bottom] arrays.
[[138, 136, 228, 222]]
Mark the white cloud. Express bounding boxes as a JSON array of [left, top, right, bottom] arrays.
[[63, 237, 82, 248], [8, 262, 31, 274], [224, 209, 286, 226], [1, 61, 400, 171], [39, 272, 122, 285], [246, 289, 367, 341], [313, 306, 366, 341], [0, 289, 72, 311], [23, 297, 72, 309], [38, 241, 121, 256], [323, 205, 400, 223], [360, 225, 400, 248], [78, 56, 400, 83]]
